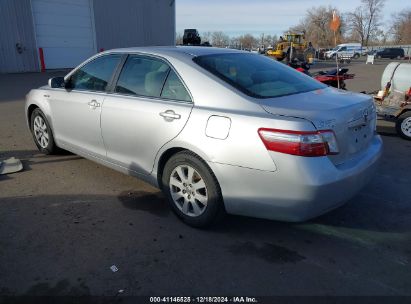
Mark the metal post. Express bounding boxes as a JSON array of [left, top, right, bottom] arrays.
[[333, 31, 340, 89]]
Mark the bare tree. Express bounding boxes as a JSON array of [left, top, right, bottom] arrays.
[[289, 6, 343, 47], [259, 34, 278, 48], [347, 0, 385, 46], [230, 36, 241, 49], [239, 34, 258, 50], [202, 31, 212, 44], [211, 31, 230, 48], [176, 32, 183, 45], [269, 35, 278, 48], [390, 8, 411, 44], [346, 11, 366, 45]]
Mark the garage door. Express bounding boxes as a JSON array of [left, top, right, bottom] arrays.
[[31, 0, 96, 69]]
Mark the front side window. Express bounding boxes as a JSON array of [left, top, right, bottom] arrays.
[[115, 55, 170, 98], [69, 54, 122, 92], [193, 53, 326, 99], [161, 70, 191, 102]]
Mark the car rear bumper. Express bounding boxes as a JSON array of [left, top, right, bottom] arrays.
[[209, 135, 383, 222]]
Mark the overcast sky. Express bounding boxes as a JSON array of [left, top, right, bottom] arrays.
[[176, 0, 408, 37]]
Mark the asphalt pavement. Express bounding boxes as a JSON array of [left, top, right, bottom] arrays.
[[0, 59, 410, 298]]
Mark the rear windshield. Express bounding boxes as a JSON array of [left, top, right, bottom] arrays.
[[193, 53, 326, 98]]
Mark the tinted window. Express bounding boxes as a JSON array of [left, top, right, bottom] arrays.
[[193, 53, 326, 98], [70, 54, 121, 92], [161, 70, 191, 102], [115, 55, 170, 97]]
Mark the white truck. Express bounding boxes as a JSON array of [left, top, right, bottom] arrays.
[[325, 43, 363, 59]]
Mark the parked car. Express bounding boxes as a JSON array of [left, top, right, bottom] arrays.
[[25, 47, 382, 227], [316, 48, 332, 60], [361, 47, 368, 56], [325, 43, 362, 59], [376, 48, 405, 59]]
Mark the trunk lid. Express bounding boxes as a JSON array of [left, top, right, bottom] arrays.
[[258, 87, 376, 165]]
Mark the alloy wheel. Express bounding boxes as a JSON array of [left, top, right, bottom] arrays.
[[169, 165, 208, 217], [33, 115, 49, 148]]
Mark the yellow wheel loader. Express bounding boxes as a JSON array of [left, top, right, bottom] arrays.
[[267, 33, 315, 62]]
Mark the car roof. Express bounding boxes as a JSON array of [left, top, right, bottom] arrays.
[[107, 46, 245, 58]]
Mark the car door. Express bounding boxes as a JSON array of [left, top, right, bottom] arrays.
[[101, 54, 193, 175], [49, 54, 122, 158], [338, 46, 348, 58]]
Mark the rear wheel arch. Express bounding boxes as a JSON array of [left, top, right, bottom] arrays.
[[156, 147, 216, 189], [157, 147, 186, 188], [160, 149, 225, 227]]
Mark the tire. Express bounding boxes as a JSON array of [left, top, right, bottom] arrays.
[[30, 108, 58, 154], [161, 151, 225, 227], [395, 112, 411, 140], [353, 53, 360, 59], [378, 55, 382, 59]]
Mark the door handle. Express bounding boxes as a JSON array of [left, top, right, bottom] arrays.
[[160, 110, 181, 121], [87, 100, 100, 109]]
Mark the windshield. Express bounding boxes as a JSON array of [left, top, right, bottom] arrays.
[[193, 53, 326, 98]]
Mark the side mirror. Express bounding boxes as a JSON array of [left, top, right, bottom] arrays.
[[48, 77, 65, 89]]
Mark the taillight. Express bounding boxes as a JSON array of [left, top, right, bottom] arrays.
[[258, 128, 339, 157]]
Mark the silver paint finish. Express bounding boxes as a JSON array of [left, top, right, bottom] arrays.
[[258, 88, 377, 166], [25, 46, 383, 222], [208, 135, 382, 221], [101, 94, 193, 174], [48, 89, 107, 158], [205, 116, 231, 140]]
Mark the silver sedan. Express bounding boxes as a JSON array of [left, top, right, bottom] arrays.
[[25, 47, 382, 227]]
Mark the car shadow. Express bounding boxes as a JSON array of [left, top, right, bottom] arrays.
[[115, 185, 410, 238], [118, 190, 170, 218], [377, 124, 398, 137]]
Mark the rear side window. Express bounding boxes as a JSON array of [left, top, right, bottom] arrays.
[[193, 53, 326, 98], [161, 70, 191, 102], [115, 55, 170, 97], [69, 54, 122, 92]]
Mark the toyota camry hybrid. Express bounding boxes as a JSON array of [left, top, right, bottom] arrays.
[[25, 46, 382, 227]]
